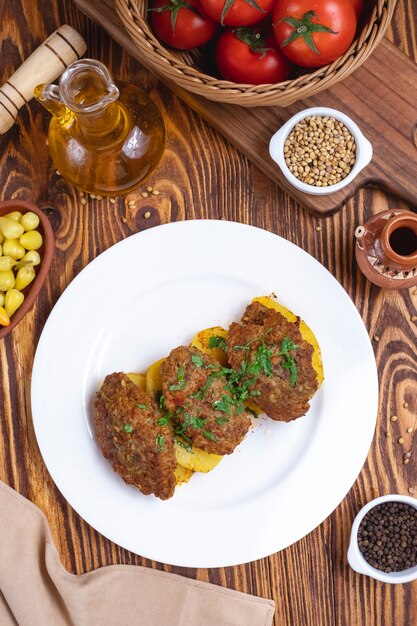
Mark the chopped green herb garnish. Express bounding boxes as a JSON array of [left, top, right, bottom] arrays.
[[135, 403, 147, 409], [174, 414, 206, 440], [233, 329, 272, 353], [279, 336, 298, 386], [216, 417, 229, 425], [279, 337, 298, 354], [169, 366, 186, 391], [157, 415, 170, 426], [282, 356, 298, 386], [203, 430, 217, 441], [208, 336, 228, 351], [123, 423, 133, 433], [256, 343, 273, 376], [191, 354, 204, 367], [190, 372, 219, 400], [156, 434, 164, 450], [213, 394, 234, 414], [159, 394, 165, 409], [187, 416, 207, 429], [174, 435, 193, 452]]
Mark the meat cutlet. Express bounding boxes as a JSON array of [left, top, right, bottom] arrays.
[[227, 302, 318, 422], [160, 346, 251, 455], [94, 372, 176, 500]]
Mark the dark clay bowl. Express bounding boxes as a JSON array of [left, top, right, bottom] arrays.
[[0, 200, 54, 340]]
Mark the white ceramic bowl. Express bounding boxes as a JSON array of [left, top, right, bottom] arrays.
[[347, 494, 417, 584], [269, 106, 373, 196]]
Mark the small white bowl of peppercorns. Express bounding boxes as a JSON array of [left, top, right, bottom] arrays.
[[347, 494, 417, 584], [269, 106, 373, 196]]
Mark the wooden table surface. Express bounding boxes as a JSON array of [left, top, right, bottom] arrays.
[[1, 1, 416, 624]]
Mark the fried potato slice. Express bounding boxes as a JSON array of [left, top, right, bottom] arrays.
[[252, 296, 324, 386], [145, 357, 223, 473], [126, 373, 146, 390], [146, 357, 165, 397], [175, 464, 194, 485], [174, 440, 223, 473], [190, 326, 228, 366]]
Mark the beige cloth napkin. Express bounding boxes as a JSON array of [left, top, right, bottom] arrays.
[[0, 481, 274, 626]]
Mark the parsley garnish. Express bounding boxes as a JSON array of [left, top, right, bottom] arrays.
[[135, 403, 147, 409], [157, 415, 170, 426], [174, 435, 193, 452], [208, 336, 228, 351], [279, 337, 298, 354], [255, 343, 273, 376], [123, 423, 133, 433], [188, 416, 206, 429], [216, 417, 229, 425], [191, 354, 204, 367], [279, 336, 298, 387], [159, 394, 165, 409], [156, 434, 164, 451], [203, 430, 217, 441], [169, 366, 186, 391], [175, 414, 206, 439], [213, 394, 234, 414]]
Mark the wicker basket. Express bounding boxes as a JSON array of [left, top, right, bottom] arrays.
[[115, 0, 397, 107]]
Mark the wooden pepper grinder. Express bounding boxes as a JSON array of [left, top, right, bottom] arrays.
[[355, 210, 417, 289], [0, 25, 87, 135]]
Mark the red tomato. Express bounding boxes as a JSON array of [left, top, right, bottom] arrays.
[[200, 0, 275, 26], [273, 0, 357, 68], [216, 28, 293, 84], [150, 0, 219, 49], [348, 0, 363, 19]]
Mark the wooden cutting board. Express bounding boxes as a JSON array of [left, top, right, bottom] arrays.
[[75, 0, 417, 216]]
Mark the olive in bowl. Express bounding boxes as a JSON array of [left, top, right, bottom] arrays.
[[0, 199, 54, 340]]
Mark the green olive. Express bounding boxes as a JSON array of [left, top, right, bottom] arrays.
[[0, 256, 16, 271], [13, 250, 41, 269], [3, 238, 26, 260], [5, 211, 23, 222], [15, 266, 35, 291], [20, 230, 43, 251], [5, 289, 24, 317], [0, 216, 25, 239], [20, 211, 40, 231], [0, 211, 43, 320], [0, 270, 16, 291]]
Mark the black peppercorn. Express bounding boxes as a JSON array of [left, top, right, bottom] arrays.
[[358, 502, 417, 573]]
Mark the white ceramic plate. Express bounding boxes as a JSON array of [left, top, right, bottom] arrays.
[[31, 220, 378, 568]]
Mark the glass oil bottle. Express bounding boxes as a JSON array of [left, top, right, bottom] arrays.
[[35, 59, 165, 195]]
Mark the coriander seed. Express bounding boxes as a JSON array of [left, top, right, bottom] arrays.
[[284, 115, 356, 188]]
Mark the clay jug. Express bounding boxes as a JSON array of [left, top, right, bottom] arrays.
[[355, 210, 417, 289]]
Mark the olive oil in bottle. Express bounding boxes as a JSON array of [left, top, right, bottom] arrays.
[[35, 59, 165, 195]]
